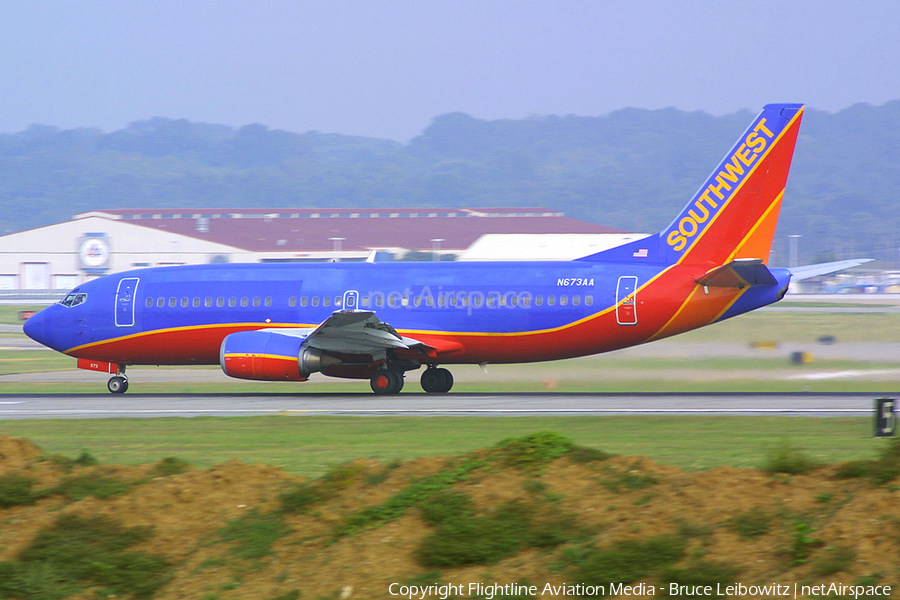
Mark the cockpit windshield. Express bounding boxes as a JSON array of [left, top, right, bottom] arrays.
[[60, 291, 87, 308]]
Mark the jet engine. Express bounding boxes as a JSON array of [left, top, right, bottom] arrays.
[[220, 330, 337, 381]]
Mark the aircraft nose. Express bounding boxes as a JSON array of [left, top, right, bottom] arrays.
[[23, 307, 54, 349]]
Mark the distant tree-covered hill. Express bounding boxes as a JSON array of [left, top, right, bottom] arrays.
[[2, 101, 899, 265]]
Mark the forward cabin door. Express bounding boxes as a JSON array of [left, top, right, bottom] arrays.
[[115, 277, 139, 327], [616, 276, 638, 325]]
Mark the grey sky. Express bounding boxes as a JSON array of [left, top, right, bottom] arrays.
[[1, 0, 897, 141]]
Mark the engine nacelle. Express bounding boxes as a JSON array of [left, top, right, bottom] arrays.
[[220, 330, 336, 381]]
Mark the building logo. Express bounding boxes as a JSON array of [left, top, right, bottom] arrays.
[[78, 234, 111, 272]]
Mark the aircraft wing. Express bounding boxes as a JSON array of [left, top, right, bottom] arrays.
[[789, 259, 874, 281], [262, 311, 434, 356]]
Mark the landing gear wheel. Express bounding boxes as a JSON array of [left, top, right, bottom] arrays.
[[370, 370, 404, 395], [421, 367, 453, 393], [107, 376, 128, 394]]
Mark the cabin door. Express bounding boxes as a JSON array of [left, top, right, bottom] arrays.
[[115, 277, 139, 327], [616, 276, 638, 326]]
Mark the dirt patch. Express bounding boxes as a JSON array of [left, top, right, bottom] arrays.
[[1, 434, 898, 599]]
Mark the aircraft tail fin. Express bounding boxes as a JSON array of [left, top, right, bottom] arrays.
[[578, 103, 804, 266]]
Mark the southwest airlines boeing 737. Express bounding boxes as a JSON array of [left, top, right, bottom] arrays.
[[25, 104, 842, 394]]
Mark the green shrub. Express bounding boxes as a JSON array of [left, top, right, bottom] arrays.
[[494, 432, 574, 470], [72, 450, 99, 467], [811, 545, 856, 576], [730, 510, 771, 538], [0, 473, 47, 507], [568, 536, 686, 592], [280, 462, 365, 514], [833, 439, 900, 485], [418, 491, 474, 525], [0, 514, 170, 599], [762, 442, 819, 475], [790, 522, 823, 565], [417, 502, 531, 567], [417, 498, 582, 568], [567, 446, 614, 464], [151, 457, 191, 477], [52, 473, 130, 500], [218, 509, 291, 560]]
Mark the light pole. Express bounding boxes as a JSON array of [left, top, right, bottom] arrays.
[[788, 235, 802, 268], [329, 237, 345, 262], [430, 238, 444, 261]]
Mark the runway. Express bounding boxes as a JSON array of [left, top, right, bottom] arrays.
[[0, 392, 890, 419]]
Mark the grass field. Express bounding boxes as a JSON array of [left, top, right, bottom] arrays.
[[2, 307, 898, 477], [0, 414, 888, 477]]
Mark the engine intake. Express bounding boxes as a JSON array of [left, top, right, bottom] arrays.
[[220, 330, 337, 381]]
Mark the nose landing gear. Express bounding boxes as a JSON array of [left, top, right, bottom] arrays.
[[107, 375, 128, 394], [107, 366, 128, 394]]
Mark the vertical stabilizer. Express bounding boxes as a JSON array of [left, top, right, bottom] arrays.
[[661, 103, 804, 265]]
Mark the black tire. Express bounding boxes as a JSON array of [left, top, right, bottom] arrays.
[[370, 370, 403, 394], [421, 367, 453, 393], [107, 376, 128, 394]]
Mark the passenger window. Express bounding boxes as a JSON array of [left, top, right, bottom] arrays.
[[521, 295, 531, 308], [253, 297, 260, 307], [228, 297, 236, 307], [560, 295, 568, 306], [157, 297, 165, 308], [473, 295, 483, 308], [449, 295, 457, 307], [289, 296, 297, 307], [311, 297, 319, 307], [509, 295, 518, 307], [240, 297, 248, 307], [414, 296, 421, 307], [169, 297, 177, 307], [585, 295, 594, 306], [205, 297, 213, 307], [486, 295, 495, 307], [265, 297, 272, 307], [181, 297, 189, 308], [323, 296, 331, 307], [300, 296, 308, 307], [361, 295, 371, 308], [388, 296, 397, 308], [217, 297, 224, 307], [535, 296, 543, 306], [335, 296, 342, 307], [376, 296, 384, 307], [572, 296, 580, 306], [146, 297, 153, 308], [547, 296, 556, 306], [193, 297, 200, 307]]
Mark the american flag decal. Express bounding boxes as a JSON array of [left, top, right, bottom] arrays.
[[633, 248, 648, 258]]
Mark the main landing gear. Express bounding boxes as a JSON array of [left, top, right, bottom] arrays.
[[370, 369, 404, 395], [368, 366, 454, 394], [420, 366, 453, 393]]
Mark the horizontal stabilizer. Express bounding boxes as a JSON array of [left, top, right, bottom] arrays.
[[695, 259, 777, 289], [789, 259, 874, 281]]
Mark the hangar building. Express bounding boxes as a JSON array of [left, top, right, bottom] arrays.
[[0, 207, 631, 293]]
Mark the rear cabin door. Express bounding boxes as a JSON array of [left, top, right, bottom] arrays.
[[616, 276, 638, 326], [115, 277, 139, 327]]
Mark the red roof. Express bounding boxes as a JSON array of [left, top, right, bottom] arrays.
[[80, 208, 625, 253]]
